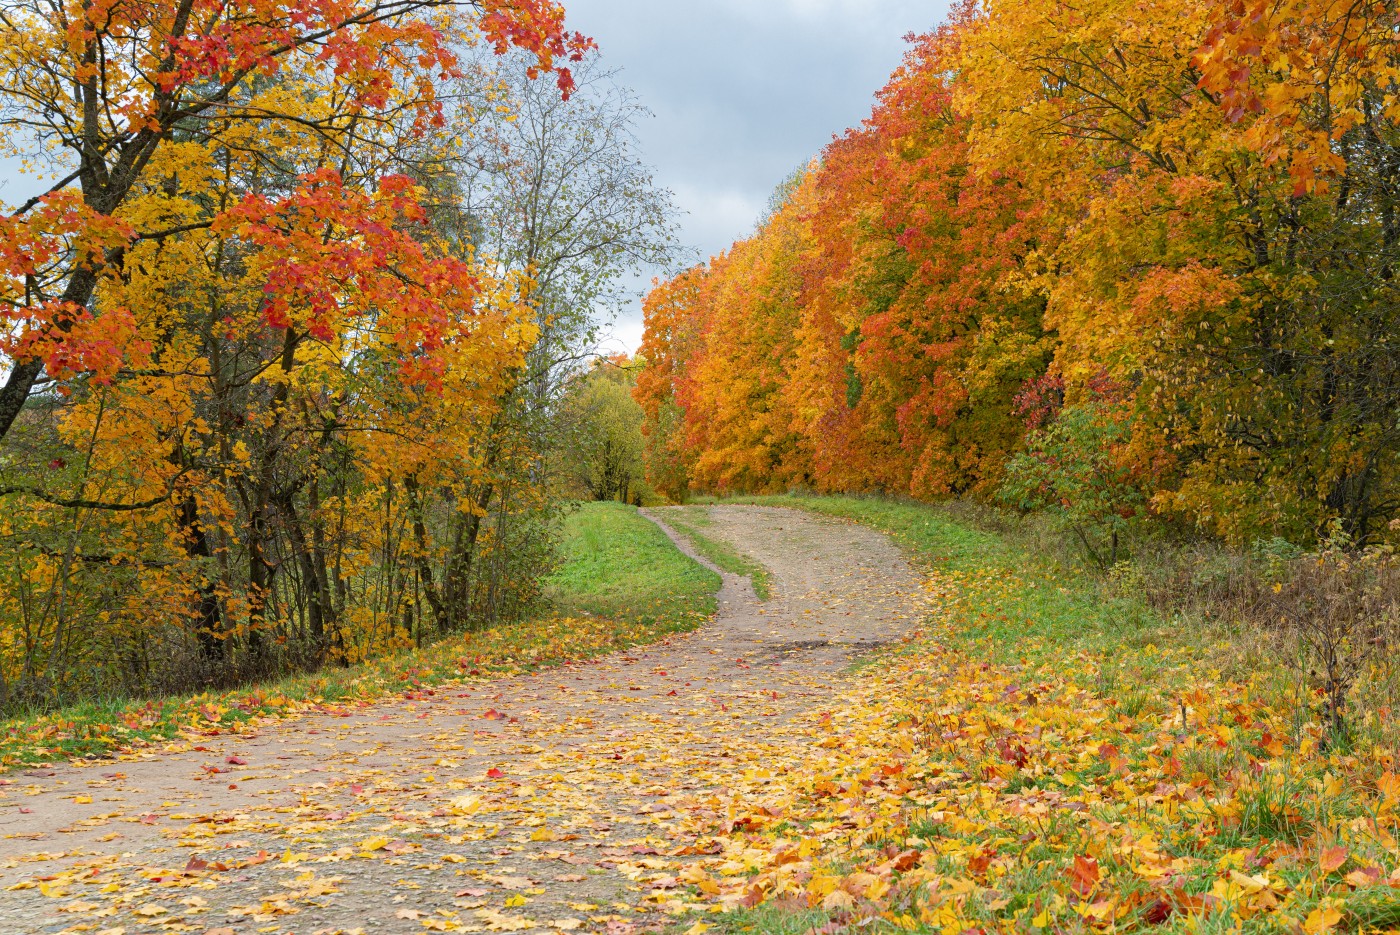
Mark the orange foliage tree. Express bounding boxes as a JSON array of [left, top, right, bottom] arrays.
[[0, 1, 595, 705], [638, 0, 1400, 547]]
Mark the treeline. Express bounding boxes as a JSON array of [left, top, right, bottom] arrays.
[[636, 0, 1400, 554], [0, 1, 676, 707]]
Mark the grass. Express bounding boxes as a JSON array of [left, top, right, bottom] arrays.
[[548, 500, 722, 620], [686, 493, 1400, 935], [651, 505, 773, 599], [712, 494, 1173, 660], [0, 501, 719, 770]]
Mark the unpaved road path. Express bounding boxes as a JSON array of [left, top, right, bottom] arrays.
[[0, 506, 928, 935]]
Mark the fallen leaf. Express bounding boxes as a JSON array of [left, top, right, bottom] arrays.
[[1319, 845, 1349, 873]]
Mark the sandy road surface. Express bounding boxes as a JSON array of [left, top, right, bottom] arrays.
[[0, 506, 928, 935]]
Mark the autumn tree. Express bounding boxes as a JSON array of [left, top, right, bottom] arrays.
[[560, 356, 649, 504], [0, 1, 592, 704], [638, 0, 1400, 549]]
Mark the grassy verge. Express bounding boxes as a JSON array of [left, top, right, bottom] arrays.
[[651, 505, 772, 599], [0, 501, 718, 770], [691, 494, 1400, 934], [547, 500, 722, 621], [713, 494, 1261, 707]]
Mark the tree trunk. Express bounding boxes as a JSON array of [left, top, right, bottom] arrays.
[[176, 493, 226, 665]]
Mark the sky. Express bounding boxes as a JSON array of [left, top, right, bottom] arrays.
[[563, 0, 948, 355]]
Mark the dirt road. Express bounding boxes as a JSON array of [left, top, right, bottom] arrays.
[[0, 506, 928, 935]]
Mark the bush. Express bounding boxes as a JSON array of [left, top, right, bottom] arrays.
[[1262, 542, 1400, 741], [999, 400, 1147, 568]]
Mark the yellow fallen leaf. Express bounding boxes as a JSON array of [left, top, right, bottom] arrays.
[[57, 901, 98, 913], [1304, 905, 1343, 935], [73, 795, 93, 804], [504, 893, 528, 908], [359, 836, 390, 852], [551, 921, 583, 931], [133, 904, 167, 917]]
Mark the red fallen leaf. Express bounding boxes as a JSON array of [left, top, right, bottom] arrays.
[[967, 851, 993, 876], [671, 840, 723, 856], [349, 784, 365, 795], [560, 855, 591, 865], [1070, 855, 1101, 895], [1319, 845, 1349, 873], [481, 709, 506, 720], [225, 756, 247, 766], [18, 807, 32, 814], [139, 813, 160, 824], [890, 850, 920, 872], [184, 856, 208, 873], [1143, 897, 1173, 924], [322, 811, 348, 821], [456, 887, 490, 897], [486, 767, 506, 779], [667, 690, 678, 696], [1170, 888, 1218, 913], [243, 850, 271, 867], [606, 922, 636, 935]]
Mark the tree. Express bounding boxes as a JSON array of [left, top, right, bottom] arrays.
[[561, 356, 648, 504], [0, 0, 589, 445], [0, 1, 592, 705]]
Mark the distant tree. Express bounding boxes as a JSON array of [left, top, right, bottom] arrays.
[[561, 358, 649, 504]]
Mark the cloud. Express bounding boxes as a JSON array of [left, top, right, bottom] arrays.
[[559, 0, 948, 353]]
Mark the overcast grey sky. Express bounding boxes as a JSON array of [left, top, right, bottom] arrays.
[[565, 0, 947, 354]]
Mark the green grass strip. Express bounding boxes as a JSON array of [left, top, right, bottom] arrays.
[[652, 505, 772, 600]]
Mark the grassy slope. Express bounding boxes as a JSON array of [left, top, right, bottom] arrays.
[[652, 506, 773, 600], [549, 500, 722, 622], [721, 494, 1238, 707], [702, 494, 1399, 935], [0, 501, 719, 769]]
